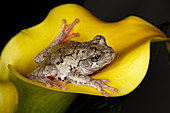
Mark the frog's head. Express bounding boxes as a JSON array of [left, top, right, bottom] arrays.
[[79, 35, 115, 75], [89, 35, 115, 68]]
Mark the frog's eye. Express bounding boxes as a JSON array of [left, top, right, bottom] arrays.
[[91, 54, 101, 62]]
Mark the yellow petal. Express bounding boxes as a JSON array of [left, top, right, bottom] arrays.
[[0, 81, 18, 113], [0, 3, 166, 101]]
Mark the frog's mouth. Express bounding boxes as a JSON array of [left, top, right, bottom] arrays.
[[99, 51, 115, 66]]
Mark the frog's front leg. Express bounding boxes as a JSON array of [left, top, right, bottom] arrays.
[[35, 19, 79, 64], [67, 74, 118, 97]]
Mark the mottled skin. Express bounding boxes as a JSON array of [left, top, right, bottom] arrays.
[[28, 19, 118, 97]]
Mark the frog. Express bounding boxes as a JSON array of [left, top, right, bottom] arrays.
[[28, 19, 118, 97]]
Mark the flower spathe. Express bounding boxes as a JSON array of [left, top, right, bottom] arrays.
[[0, 4, 166, 113]]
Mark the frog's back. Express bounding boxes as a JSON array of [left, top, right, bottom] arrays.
[[42, 41, 81, 65]]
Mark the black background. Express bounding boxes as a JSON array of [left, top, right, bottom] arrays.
[[2, 0, 170, 113]]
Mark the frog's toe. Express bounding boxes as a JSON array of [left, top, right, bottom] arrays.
[[45, 82, 52, 88], [92, 79, 118, 95], [62, 19, 66, 24], [93, 82, 109, 97], [105, 86, 118, 94], [50, 80, 67, 90], [61, 86, 67, 90], [113, 88, 118, 94], [101, 83, 118, 94], [101, 90, 109, 97], [61, 33, 80, 43], [101, 79, 110, 84]]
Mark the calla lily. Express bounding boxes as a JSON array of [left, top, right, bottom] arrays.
[[0, 3, 168, 113]]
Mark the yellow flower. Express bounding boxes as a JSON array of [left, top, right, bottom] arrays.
[[0, 4, 167, 113]]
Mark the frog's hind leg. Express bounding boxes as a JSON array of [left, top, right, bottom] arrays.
[[29, 76, 67, 90], [67, 74, 118, 97], [35, 19, 79, 64]]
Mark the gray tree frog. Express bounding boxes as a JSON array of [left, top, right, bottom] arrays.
[[28, 19, 118, 97]]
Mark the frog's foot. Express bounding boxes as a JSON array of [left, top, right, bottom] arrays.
[[62, 18, 79, 35], [89, 79, 118, 97], [29, 76, 67, 90], [54, 18, 80, 44]]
